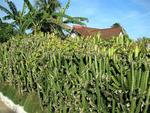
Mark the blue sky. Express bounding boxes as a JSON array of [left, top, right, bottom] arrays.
[[0, 0, 150, 39]]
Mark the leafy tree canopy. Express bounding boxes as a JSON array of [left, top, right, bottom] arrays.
[[0, 20, 17, 43], [0, 0, 88, 39]]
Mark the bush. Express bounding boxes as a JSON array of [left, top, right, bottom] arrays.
[[0, 34, 149, 113], [0, 22, 16, 43]]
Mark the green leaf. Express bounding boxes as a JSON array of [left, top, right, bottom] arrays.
[[24, 0, 34, 11], [6, 0, 19, 16], [0, 4, 11, 15]]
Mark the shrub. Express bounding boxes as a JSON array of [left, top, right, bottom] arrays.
[[0, 34, 149, 113], [0, 22, 17, 43]]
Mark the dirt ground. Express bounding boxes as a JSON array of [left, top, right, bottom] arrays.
[[0, 101, 15, 113]]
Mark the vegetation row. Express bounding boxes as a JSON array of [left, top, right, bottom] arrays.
[[0, 34, 150, 113]]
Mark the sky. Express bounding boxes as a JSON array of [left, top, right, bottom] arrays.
[[0, 0, 150, 39]]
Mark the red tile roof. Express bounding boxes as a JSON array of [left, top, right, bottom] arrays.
[[72, 25, 124, 39]]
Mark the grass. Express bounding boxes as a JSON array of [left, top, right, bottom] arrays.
[[0, 83, 46, 113]]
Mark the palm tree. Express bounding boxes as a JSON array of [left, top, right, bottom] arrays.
[[23, 0, 61, 35], [0, 0, 31, 34], [0, 0, 88, 38], [0, 0, 19, 24], [33, 0, 88, 38], [35, 0, 61, 14]]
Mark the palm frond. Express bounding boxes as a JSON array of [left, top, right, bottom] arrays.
[[63, 19, 86, 25], [35, 0, 48, 11], [46, 17, 72, 31], [24, 0, 34, 11], [52, 12, 87, 25], [6, 0, 18, 16], [48, 0, 61, 8], [0, 18, 2, 23], [43, 0, 47, 5], [62, 0, 70, 14], [21, 2, 27, 16], [2, 15, 13, 20], [58, 0, 70, 21], [73, 17, 89, 22], [0, 5, 11, 15], [36, 0, 61, 13], [20, 18, 33, 33]]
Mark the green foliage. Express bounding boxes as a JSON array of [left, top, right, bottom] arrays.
[[0, 34, 149, 113], [25, 0, 88, 37], [0, 0, 88, 38], [112, 23, 121, 28], [0, 0, 33, 34], [0, 21, 16, 43], [35, 0, 61, 14]]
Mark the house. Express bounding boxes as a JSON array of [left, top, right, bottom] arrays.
[[70, 25, 126, 39]]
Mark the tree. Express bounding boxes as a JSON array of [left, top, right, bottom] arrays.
[[35, 0, 61, 14], [32, 0, 88, 38], [112, 22, 128, 37], [0, 20, 16, 43], [0, 0, 31, 34], [111, 23, 121, 28], [0, 0, 88, 38]]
